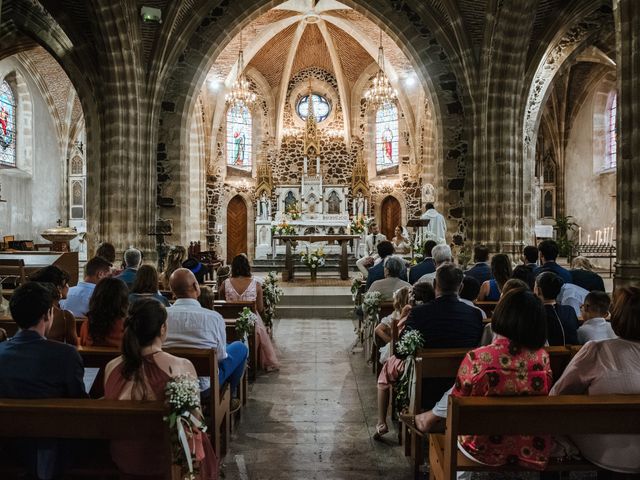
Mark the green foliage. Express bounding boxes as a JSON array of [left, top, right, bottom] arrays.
[[554, 216, 579, 257]]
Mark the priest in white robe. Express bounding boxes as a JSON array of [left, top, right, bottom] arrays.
[[420, 202, 447, 244]]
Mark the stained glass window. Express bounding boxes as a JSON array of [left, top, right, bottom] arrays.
[[296, 94, 330, 123], [606, 92, 617, 169], [226, 105, 252, 170], [375, 102, 398, 169], [0, 80, 16, 167]]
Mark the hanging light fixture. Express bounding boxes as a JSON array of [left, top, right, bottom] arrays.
[[225, 31, 257, 108], [364, 29, 397, 108]]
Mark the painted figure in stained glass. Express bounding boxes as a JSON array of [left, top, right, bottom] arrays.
[[227, 105, 252, 169], [0, 81, 16, 165], [375, 103, 398, 169]]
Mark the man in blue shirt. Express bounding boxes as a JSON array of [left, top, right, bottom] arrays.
[[60, 256, 111, 316], [464, 244, 492, 284], [409, 240, 437, 284], [533, 239, 572, 284], [115, 248, 142, 289]]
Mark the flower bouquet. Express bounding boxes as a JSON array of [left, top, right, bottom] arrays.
[[349, 215, 370, 235], [301, 247, 325, 281], [236, 306, 257, 341], [164, 375, 209, 479], [395, 330, 425, 412], [351, 275, 364, 303], [286, 202, 302, 220], [262, 271, 283, 334], [271, 221, 297, 237]]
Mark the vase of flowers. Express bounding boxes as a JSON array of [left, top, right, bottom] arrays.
[[301, 247, 325, 281]]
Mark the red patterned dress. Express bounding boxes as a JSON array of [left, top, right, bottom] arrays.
[[452, 335, 553, 469]]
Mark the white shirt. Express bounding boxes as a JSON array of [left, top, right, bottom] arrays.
[[163, 298, 227, 391], [577, 317, 617, 344], [59, 281, 96, 317], [417, 271, 436, 285], [557, 283, 589, 317], [365, 232, 387, 255], [459, 298, 487, 320], [550, 339, 640, 473]]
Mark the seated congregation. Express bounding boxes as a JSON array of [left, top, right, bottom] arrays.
[[357, 236, 639, 479], [0, 242, 281, 480]]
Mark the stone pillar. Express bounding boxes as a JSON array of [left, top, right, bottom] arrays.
[[614, 0, 640, 288]]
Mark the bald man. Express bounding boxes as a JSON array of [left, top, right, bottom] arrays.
[[163, 268, 248, 407]]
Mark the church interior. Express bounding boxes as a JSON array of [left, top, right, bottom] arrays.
[[0, 0, 639, 479]]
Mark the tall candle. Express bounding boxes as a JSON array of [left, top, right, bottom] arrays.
[[587, 234, 591, 245], [578, 227, 582, 245]]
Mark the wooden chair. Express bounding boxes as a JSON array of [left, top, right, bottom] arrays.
[[405, 345, 577, 477], [429, 394, 640, 480], [0, 398, 171, 479]]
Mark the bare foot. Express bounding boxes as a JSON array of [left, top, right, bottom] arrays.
[[414, 410, 445, 433]]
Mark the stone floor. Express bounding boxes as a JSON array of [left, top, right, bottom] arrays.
[[220, 318, 599, 480], [221, 317, 412, 480]]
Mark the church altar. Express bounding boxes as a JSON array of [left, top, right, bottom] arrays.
[[273, 234, 360, 281]]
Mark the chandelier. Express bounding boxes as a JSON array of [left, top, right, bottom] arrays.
[[364, 30, 397, 108], [225, 33, 257, 108]]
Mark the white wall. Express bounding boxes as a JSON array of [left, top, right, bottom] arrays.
[[0, 57, 64, 243], [564, 89, 616, 264]]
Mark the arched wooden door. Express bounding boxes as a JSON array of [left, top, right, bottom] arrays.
[[380, 196, 402, 241], [227, 195, 248, 264]]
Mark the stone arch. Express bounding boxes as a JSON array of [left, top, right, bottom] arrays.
[[158, 0, 470, 246]]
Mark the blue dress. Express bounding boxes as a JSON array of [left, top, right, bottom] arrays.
[[486, 279, 501, 301]]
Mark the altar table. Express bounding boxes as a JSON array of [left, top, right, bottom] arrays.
[[273, 235, 360, 281]]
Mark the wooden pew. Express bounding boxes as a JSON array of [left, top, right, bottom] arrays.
[[215, 300, 260, 380], [77, 346, 231, 459], [405, 345, 577, 477], [429, 394, 640, 480], [0, 259, 26, 288], [0, 398, 171, 479], [473, 301, 498, 319]]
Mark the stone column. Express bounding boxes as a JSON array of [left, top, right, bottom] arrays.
[[614, 0, 640, 287]]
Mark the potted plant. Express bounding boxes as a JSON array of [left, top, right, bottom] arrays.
[[554, 215, 579, 258]]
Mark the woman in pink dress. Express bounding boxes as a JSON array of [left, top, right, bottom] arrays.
[[219, 254, 279, 372], [104, 299, 218, 479]]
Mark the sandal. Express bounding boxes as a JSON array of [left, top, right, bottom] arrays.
[[399, 412, 445, 437], [372, 423, 389, 441]]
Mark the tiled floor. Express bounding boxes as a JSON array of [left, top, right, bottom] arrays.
[[221, 318, 412, 480]]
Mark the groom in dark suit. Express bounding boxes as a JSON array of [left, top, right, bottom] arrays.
[[0, 281, 86, 478]]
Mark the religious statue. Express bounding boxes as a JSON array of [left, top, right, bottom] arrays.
[[353, 192, 366, 217], [422, 183, 436, 204], [327, 191, 341, 215], [284, 191, 297, 213], [258, 192, 271, 220]]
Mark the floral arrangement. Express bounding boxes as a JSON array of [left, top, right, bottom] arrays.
[[262, 271, 283, 331], [351, 276, 363, 302], [286, 203, 302, 220], [164, 375, 208, 479], [395, 330, 426, 412], [361, 290, 383, 329], [452, 242, 472, 269], [235, 306, 257, 341], [349, 215, 371, 235], [272, 221, 297, 236], [301, 247, 326, 270]]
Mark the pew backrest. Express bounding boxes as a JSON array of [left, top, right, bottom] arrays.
[[213, 300, 257, 319]]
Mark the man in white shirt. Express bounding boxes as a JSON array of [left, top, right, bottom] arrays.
[[356, 223, 388, 277], [420, 202, 447, 244], [578, 291, 617, 343], [164, 269, 248, 403], [60, 256, 111, 316]]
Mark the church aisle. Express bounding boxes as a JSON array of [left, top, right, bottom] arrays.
[[221, 318, 412, 480]]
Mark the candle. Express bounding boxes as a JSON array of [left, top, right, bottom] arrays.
[[578, 227, 582, 245], [587, 234, 591, 245]]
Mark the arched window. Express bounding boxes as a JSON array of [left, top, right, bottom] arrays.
[[0, 80, 16, 166], [375, 103, 398, 170], [226, 105, 252, 170], [606, 92, 617, 169]]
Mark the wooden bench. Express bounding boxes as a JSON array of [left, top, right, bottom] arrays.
[[0, 398, 171, 479], [429, 394, 640, 480], [473, 301, 498, 319], [77, 346, 231, 459], [405, 345, 577, 477], [0, 259, 26, 288], [215, 300, 261, 380]]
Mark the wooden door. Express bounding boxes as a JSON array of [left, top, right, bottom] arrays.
[[380, 196, 402, 241], [227, 195, 248, 264]]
